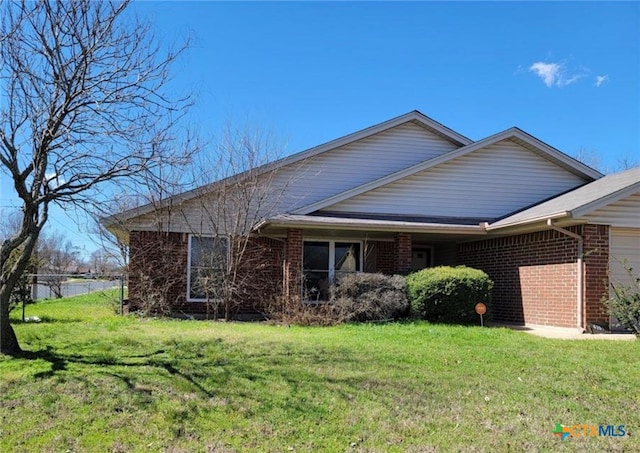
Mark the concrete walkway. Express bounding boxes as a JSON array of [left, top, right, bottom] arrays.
[[490, 323, 637, 340]]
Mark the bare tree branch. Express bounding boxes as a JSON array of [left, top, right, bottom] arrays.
[[0, 0, 194, 355]]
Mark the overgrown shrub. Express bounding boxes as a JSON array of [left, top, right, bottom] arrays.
[[407, 266, 493, 324], [265, 273, 408, 325], [604, 261, 640, 337], [331, 273, 409, 322], [265, 294, 345, 326]]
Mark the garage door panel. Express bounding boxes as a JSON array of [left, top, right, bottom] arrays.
[[609, 228, 640, 331], [610, 228, 640, 286]]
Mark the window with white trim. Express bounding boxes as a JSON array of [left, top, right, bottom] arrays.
[[303, 240, 361, 301], [188, 235, 228, 301]]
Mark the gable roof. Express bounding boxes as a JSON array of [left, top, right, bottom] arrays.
[[103, 110, 473, 227], [488, 167, 640, 230], [293, 127, 603, 215]]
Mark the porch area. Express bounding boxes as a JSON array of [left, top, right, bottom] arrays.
[[254, 213, 487, 301]]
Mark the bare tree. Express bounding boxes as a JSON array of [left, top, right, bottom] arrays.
[[37, 232, 80, 298], [1, 212, 36, 316], [184, 125, 292, 320], [0, 0, 193, 355], [90, 249, 119, 275], [0, 211, 22, 245], [573, 147, 639, 174], [92, 220, 129, 273], [615, 155, 639, 172], [572, 147, 605, 173], [92, 196, 141, 272]]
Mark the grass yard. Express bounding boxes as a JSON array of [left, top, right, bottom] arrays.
[[1, 292, 639, 452]]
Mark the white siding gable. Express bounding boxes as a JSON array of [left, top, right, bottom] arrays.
[[582, 192, 640, 228], [250, 121, 461, 213], [321, 139, 588, 220], [129, 121, 462, 234]]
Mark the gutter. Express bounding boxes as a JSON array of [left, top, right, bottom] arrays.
[[546, 219, 583, 330], [254, 216, 486, 235], [486, 211, 568, 231]]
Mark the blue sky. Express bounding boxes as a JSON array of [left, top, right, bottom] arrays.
[[2, 1, 639, 257], [135, 1, 639, 164]]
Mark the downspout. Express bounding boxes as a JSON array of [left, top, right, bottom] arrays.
[[546, 219, 583, 330]]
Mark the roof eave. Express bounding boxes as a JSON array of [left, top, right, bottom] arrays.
[[571, 180, 640, 218], [486, 211, 570, 232], [255, 216, 487, 235], [509, 128, 603, 180]]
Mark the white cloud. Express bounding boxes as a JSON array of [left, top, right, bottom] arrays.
[[595, 75, 609, 87], [530, 62, 561, 87], [529, 61, 584, 88]]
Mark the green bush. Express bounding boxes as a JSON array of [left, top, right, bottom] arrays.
[[406, 266, 493, 324], [330, 273, 409, 322]]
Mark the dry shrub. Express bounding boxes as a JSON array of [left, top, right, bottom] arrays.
[[265, 273, 408, 325], [331, 273, 409, 322], [264, 294, 346, 326]]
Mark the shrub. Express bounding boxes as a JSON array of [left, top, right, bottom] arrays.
[[406, 266, 493, 324], [331, 273, 409, 322], [265, 294, 344, 326], [265, 273, 409, 325], [604, 261, 640, 337]]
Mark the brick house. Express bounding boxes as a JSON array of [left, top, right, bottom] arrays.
[[104, 111, 640, 330]]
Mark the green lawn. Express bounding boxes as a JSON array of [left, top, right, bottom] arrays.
[[1, 292, 639, 452]]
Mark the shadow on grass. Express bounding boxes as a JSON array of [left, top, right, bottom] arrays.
[[15, 337, 365, 418], [18, 347, 218, 397], [19, 347, 68, 375]]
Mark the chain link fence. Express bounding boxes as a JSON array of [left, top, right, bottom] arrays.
[[23, 274, 127, 315]]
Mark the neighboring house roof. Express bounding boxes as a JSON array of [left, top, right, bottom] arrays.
[[103, 110, 473, 227], [293, 127, 603, 215], [489, 167, 640, 230]]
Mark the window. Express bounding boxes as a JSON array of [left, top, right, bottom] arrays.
[[188, 235, 228, 301], [303, 240, 361, 300]]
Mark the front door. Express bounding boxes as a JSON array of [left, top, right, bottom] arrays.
[[411, 248, 432, 271]]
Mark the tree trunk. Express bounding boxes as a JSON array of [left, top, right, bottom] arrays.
[[1, 229, 40, 356], [0, 293, 22, 355]]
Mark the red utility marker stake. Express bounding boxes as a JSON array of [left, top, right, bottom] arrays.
[[475, 302, 487, 327]]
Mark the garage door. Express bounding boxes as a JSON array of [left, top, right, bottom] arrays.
[[609, 228, 640, 330]]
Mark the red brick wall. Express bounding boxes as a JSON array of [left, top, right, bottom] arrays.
[[458, 228, 580, 327], [394, 233, 412, 274], [233, 236, 284, 313], [457, 225, 611, 329], [128, 231, 284, 317], [128, 230, 189, 312], [583, 224, 610, 326], [375, 241, 395, 274]]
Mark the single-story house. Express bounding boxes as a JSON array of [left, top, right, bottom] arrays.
[[104, 111, 640, 329]]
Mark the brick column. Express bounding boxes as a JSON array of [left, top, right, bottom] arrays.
[[394, 232, 412, 274], [285, 228, 303, 298], [582, 224, 610, 327]]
